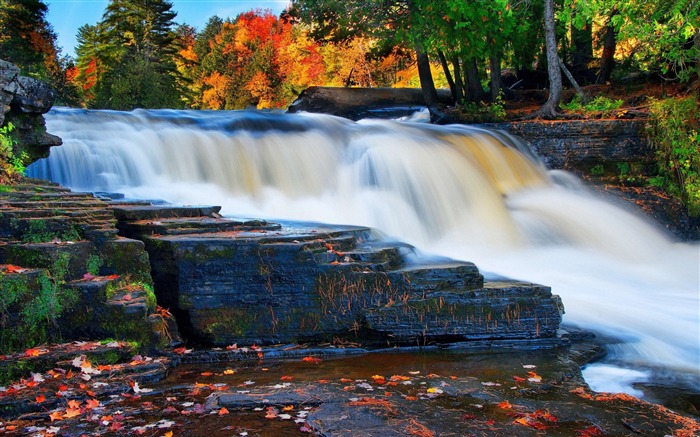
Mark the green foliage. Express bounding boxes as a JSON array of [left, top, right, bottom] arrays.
[[86, 254, 104, 276], [0, 253, 79, 353], [20, 220, 83, 243], [0, 123, 27, 183], [590, 164, 605, 176], [646, 97, 700, 215], [562, 95, 624, 115], [455, 97, 506, 122]]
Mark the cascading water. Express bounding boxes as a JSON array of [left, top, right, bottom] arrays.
[[28, 107, 699, 396]]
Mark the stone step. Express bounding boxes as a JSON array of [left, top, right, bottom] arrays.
[[111, 205, 222, 221], [390, 262, 484, 293]]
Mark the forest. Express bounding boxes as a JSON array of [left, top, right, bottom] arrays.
[[0, 0, 697, 111], [1, 0, 699, 213]]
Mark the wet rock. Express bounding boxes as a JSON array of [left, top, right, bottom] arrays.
[[0, 181, 179, 353], [0, 59, 61, 165], [114, 204, 565, 349]]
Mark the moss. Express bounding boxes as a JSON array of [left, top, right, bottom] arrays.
[[199, 307, 258, 342]]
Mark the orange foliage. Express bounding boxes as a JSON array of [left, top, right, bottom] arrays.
[[202, 71, 231, 109]]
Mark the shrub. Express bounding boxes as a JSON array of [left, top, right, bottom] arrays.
[[646, 97, 700, 215]]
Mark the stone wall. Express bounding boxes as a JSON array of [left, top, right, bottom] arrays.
[[488, 119, 652, 176]]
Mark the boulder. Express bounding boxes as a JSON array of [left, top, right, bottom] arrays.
[[287, 86, 452, 120]]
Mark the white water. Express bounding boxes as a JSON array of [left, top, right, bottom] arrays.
[[28, 108, 700, 394]]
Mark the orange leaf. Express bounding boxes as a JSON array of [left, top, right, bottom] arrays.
[[498, 400, 512, 409], [64, 407, 81, 418], [6, 264, 28, 273], [85, 398, 100, 409], [49, 411, 64, 422], [280, 375, 294, 381], [340, 378, 353, 383], [24, 348, 41, 357], [302, 356, 321, 364], [282, 405, 294, 411], [513, 375, 526, 382], [67, 399, 81, 409], [35, 394, 46, 403], [164, 432, 173, 437], [200, 372, 213, 376], [218, 407, 229, 415]]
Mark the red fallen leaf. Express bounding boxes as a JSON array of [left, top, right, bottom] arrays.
[[173, 347, 187, 355], [404, 396, 419, 401], [110, 421, 124, 432], [104, 274, 120, 280], [485, 419, 496, 426], [579, 425, 605, 436], [85, 398, 100, 409], [317, 379, 330, 384], [35, 394, 46, 403], [24, 348, 42, 357], [6, 264, 28, 273], [302, 356, 322, 364], [265, 406, 279, 419], [57, 384, 69, 392], [257, 351, 264, 359], [200, 372, 213, 376], [162, 406, 179, 414], [280, 375, 294, 381], [340, 378, 353, 383], [513, 375, 526, 382], [218, 407, 229, 415], [462, 414, 477, 420], [498, 400, 512, 409]]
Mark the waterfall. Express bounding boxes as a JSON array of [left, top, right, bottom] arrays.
[[28, 107, 699, 394]]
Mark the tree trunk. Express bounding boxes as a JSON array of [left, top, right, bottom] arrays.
[[571, 14, 593, 74], [536, 0, 562, 118], [452, 55, 464, 103], [489, 51, 502, 102], [596, 11, 618, 84], [464, 57, 487, 103], [559, 57, 589, 104], [437, 51, 456, 103], [415, 47, 438, 106]]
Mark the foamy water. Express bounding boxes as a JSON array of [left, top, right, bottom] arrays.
[[28, 107, 700, 395]]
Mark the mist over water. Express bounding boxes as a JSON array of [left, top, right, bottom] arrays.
[[29, 107, 699, 394]]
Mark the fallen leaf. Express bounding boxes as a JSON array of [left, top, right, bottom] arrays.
[[282, 405, 294, 411], [280, 375, 294, 381], [6, 264, 28, 274], [49, 411, 64, 422], [301, 356, 321, 364], [223, 369, 236, 375], [85, 398, 100, 409], [67, 399, 81, 409], [64, 407, 81, 418], [218, 407, 229, 415], [35, 394, 46, 403], [498, 400, 512, 409], [164, 432, 173, 437]]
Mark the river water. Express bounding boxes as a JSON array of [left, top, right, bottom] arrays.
[[27, 107, 700, 397]]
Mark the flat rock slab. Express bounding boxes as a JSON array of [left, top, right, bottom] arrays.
[[114, 204, 565, 349]]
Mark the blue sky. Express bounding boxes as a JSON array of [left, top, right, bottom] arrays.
[[45, 0, 291, 58]]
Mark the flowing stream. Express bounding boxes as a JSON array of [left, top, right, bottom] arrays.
[[28, 107, 699, 397]]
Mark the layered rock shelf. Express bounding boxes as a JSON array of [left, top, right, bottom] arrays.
[[113, 202, 566, 348], [1, 180, 565, 352], [0, 180, 176, 353]]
